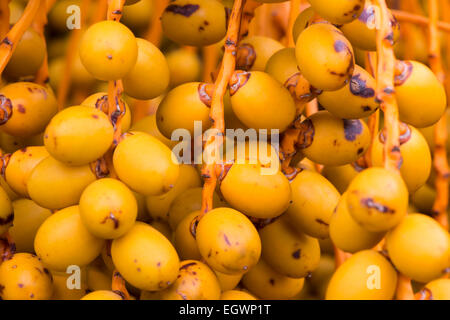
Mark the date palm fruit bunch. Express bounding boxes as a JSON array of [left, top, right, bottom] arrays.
[[0, 0, 449, 301]]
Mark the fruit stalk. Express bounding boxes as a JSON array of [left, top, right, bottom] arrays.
[[145, 0, 168, 47], [34, 0, 50, 85], [0, 0, 10, 40], [428, 0, 449, 230], [287, 0, 302, 46], [198, 0, 246, 220], [239, 0, 261, 40], [365, 52, 378, 167], [0, 0, 42, 77], [56, 0, 91, 110], [391, 9, 450, 32], [92, 0, 108, 23], [111, 271, 130, 300], [0, 232, 15, 263]]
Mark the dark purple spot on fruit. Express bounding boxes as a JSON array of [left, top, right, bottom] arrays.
[[165, 4, 199, 17], [223, 234, 231, 246], [343, 119, 363, 141], [350, 74, 375, 98], [180, 262, 196, 270], [292, 249, 301, 259], [0, 213, 13, 225], [361, 197, 395, 214], [334, 40, 347, 53], [315, 219, 329, 226]]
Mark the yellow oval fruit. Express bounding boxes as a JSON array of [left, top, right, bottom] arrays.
[[322, 163, 361, 193], [86, 265, 112, 291], [79, 178, 137, 239], [265, 48, 299, 85], [166, 48, 201, 87], [146, 164, 201, 222], [300, 111, 370, 166], [325, 250, 397, 300], [79, 20, 138, 80], [318, 65, 379, 119], [196, 207, 261, 274], [131, 113, 176, 148], [0, 253, 53, 300], [34, 206, 105, 271], [346, 167, 408, 232], [230, 71, 296, 132], [286, 169, 340, 239], [0, 82, 58, 137], [386, 214, 450, 283], [122, 0, 154, 31], [237, 36, 284, 71], [220, 163, 291, 219], [221, 290, 257, 300], [111, 222, 180, 291], [27, 156, 96, 209], [330, 193, 385, 253], [123, 38, 169, 100], [296, 24, 354, 91], [395, 60, 446, 128], [81, 92, 131, 132], [159, 260, 221, 300], [0, 185, 13, 235], [9, 199, 52, 253], [242, 259, 305, 300], [371, 125, 431, 193], [174, 211, 202, 260], [156, 82, 212, 139], [5, 146, 49, 197], [113, 132, 180, 196], [215, 270, 243, 292], [308, 0, 364, 24], [81, 290, 123, 300], [161, 0, 227, 46], [292, 6, 316, 43], [421, 279, 450, 300], [44, 106, 114, 166]]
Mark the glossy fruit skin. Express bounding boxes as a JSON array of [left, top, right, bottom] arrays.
[[0, 253, 53, 300], [34, 206, 105, 271], [215, 270, 243, 292], [174, 211, 202, 260], [79, 178, 137, 239], [4, 28, 45, 80], [292, 7, 316, 43], [325, 250, 397, 300], [220, 163, 291, 219], [122, 0, 154, 31], [161, 0, 227, 46], [159, 260, 221, 300], [386, 214, 450, 283], [230, 71, 296, 132], [131, 114, 177, 148], [113, 132, 180, 196], [123, 38, 169, 100], [44, 106, 114, 166], [395, 61, 446, 128], [146, 164, 201, 222], [167, 187, 225, 229], [86, 265, 112, 292], [79, 20, 138, 81], [9, 199, 52, 253], [196, 207, 261, 275], [81, 290, 123, 300], [411, 184, 435, 214], [308, 255, 335, 299], [265, 48, 299, 86], [371, 125, 431, 193], [318, 65, 379, 119], [156, 82, 212, 139], [422, 279, 450, 300], [330, 193, 385, 253], [308, 0, 364, 24], [166, 48, 201, 88], [296, 24, 355, 91], [5, 146, 49, 197], [0, 185, 13, 236], [237, 36, 284, 71], [242, 259, 305, 300], [0, 82, 58, 137], [286, 170, 340, 239], [346, 167, 408, 232], [27, 156, 96, 210], [341, 1, 399, 51], [81, 92, 131, 132], [300, 111, 370, 166], [322, 164, 360, 193], [259, 216, 321, 278], [111, 222, 180, 291], [221, 290, 257, 300]]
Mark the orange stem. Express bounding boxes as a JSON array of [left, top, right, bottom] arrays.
[[391, 9, 450, 33], [395, 274, 415, 300], [145, 0, 168, 47], [239, 0, 262, 40], [0, 0, 41, 78], [202, 45, 219, 83], [0, 0, 10, 40], [365, 52, 379, 167], [112, 270, 130, 300], [287, 0, 301, 47], [34, 0, 49, 85]]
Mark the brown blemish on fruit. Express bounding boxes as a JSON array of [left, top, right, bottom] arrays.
[[343, 119, 363, 141], [101, 212, 120, 229], [18, 283, 24, 288], [269, 278, 275, 285], [292, 249, 301, 259], [107, 54, 112, 60], [2, 37, 12, 46], [223, 234, 231, 246], [16, 104, 26, 113], [165, 4, 199, 17], [297, 118, 315, 149], [350, 74, 375, 98], [236, 43, 256, 71], [394, 61, 413, 86], [180, 262, 197, 271], [198, 83, 214, 107], [0, 95, 13, 125], [357, 147, 364, 154], [92, 114, 99, 119], [229, 70, 251, 96], [0, 213, 13, 226], [315, 219, 329, 226], [361, 197, 395, 214]]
